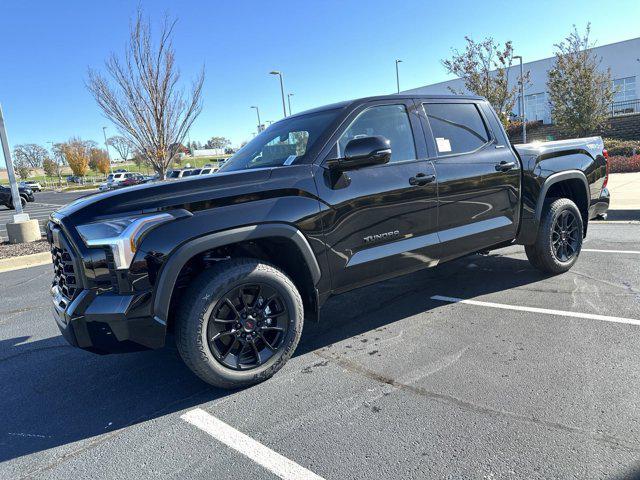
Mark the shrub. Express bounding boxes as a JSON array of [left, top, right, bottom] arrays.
[[603, 138, 640, 157], [608, 155, 640, 173], [506, 120, 543, 136]]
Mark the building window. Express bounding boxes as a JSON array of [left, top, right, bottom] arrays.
[[613, 76, 636, 102], [524, 93, 548, 123]]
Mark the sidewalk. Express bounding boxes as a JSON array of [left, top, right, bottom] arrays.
[[601, 172, 640, 222], [608, 172, 640, 210]]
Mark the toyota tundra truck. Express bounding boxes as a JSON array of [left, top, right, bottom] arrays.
[[47, 95, 609, 388]]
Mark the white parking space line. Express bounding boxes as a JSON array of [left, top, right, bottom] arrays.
[[431, 295, 640, 327], [181, 408, 325, 480], [582, 248, 640, 254]]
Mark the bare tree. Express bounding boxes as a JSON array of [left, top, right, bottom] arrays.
[[13, 143, 49, 169], [51, 143, 67, 184], [87, 11, 204, 179], [442, 37, 529, 126], [106, 135, 133, 161]]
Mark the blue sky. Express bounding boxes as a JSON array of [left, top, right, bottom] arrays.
[[1, 0, 639, 166]]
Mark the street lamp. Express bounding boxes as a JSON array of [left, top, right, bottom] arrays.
[[287, 93, 294, 116], [102, 126, 113, 174], [513, 55, 526, 143], [250, 106, 262, 133], [395, 59, 403, 94], [269, 71, 287, 118]]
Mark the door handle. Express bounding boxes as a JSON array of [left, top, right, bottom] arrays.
[[409, 173, 436, 186], [495, 161, 516, 172]]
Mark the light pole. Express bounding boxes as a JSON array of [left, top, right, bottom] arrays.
[[269, 71, 287, 118], [0, 103, 25, 217], [102, 126, 113, 174], [287, 93, 294, 116], [513, 55, 526, 143], [250, 106, 262, 133], [395, 59, 403, 94]]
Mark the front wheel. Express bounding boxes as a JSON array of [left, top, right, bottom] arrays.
[[175, 258, 304, 389], [525, 198, 583, 274], [6, 197, 26, 210]]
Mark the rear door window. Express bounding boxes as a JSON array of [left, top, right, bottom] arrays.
[[423, 103, 489, 156]]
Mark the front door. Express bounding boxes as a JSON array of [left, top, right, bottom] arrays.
[[419, 100, 521, 260], [314, 100, 439, 293]]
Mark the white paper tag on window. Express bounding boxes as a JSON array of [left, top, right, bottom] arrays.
[[436, 137, 452, 153], [283, 155, 297, 166]]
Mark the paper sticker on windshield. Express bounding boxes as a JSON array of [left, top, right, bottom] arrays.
[[283, 155, 297, 166], [436, 137, 452, 153]]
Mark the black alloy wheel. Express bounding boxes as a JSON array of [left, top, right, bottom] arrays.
[[206, 283, 289, 370], [551, 209, 580, 262]]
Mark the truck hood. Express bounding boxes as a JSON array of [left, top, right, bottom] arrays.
[[54, 169, 273, 224]]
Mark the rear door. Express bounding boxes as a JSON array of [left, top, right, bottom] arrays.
[[420, 100, 521, 259], [314, 99, 439, 293]]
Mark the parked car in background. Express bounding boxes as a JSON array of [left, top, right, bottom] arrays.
[[19, 181, 42, 192], [118, 173, 145, 187], [1, 184, 34, 209], [200, 167, 215, 175], [166, 169, 193, 179], [66, 175, 85, 184]]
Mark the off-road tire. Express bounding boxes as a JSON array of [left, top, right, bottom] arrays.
[[175, 258, 304, 389], [525, 198, 583, 274]]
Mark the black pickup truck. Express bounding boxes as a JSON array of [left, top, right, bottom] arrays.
[[47, 95, 609, 388], [1, 184, 35, 208]]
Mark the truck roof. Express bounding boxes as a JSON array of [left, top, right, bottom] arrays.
[[288, 94, 486, 119]]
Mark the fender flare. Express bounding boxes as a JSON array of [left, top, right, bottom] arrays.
[[534, 170, 590, 221], [152, 223, 321, 324]]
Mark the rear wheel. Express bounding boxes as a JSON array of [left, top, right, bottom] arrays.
[[526, 198, 583, 274], [175, 258, 304, 389]]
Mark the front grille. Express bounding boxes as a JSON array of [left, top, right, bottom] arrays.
[[48, 224, 82, 301]]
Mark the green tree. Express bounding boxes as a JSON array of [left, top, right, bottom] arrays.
[[547, 24, 613, 137], [13, 157, 31, 179], [442, 37, 528, 126], [205, 136, 231, 150], [43, 157, 57, 177]]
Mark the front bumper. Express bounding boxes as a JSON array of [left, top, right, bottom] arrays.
[[47, 220, 166, 355], [51, 285, 166, 354]]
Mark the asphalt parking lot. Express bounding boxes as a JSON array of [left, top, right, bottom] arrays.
[[1, 220, 639, 479], [0, 190, 95, 241]]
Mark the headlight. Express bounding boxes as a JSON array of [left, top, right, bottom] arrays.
[[76, 213, 175, 269]]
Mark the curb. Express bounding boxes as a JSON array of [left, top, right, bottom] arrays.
[[0, 252, 51, 273]]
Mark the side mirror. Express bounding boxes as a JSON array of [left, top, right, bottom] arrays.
[[328, 135, 392, 171]]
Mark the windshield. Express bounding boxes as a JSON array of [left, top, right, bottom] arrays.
[[167, 170, 181, 178], [219, 108, 340, 172]]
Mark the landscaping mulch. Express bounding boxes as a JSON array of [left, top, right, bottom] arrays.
[[0, 239, 50, 260]]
